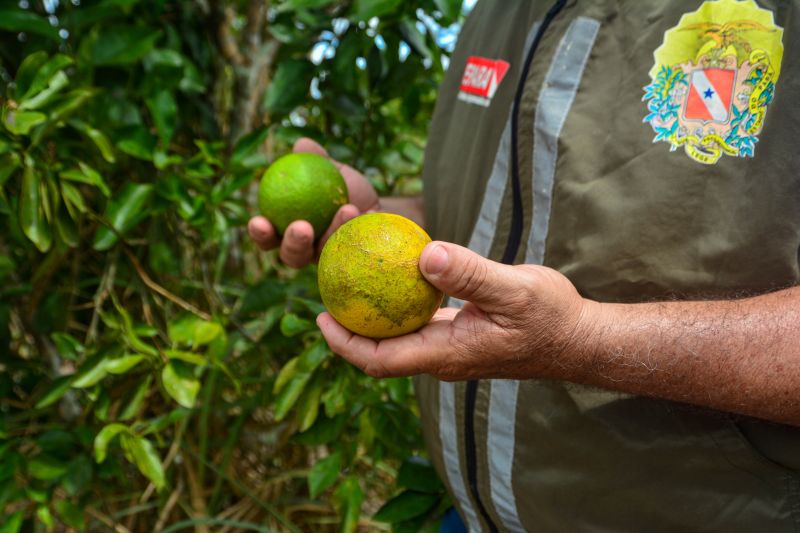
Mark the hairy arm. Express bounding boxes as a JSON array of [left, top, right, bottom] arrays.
[[567, 286, 800, 425]]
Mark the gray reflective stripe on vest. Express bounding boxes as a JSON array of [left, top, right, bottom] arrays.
[[485, 17, 600, 532], [487, 379, 525, 532], [439, 370, 483, 532], [525, 16, 600, 265], [438, 22, 543, 531]]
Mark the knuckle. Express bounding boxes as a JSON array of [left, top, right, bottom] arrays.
[[452, 255, 488, 300]]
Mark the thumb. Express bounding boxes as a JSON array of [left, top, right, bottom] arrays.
[[420, 242, 518, 309]]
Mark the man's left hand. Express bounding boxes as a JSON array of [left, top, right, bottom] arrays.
[[316, 241, 598, 381]]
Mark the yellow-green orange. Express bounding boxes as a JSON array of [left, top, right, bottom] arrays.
[[318, 213, 443, 339], [258, 152, 348, 237]]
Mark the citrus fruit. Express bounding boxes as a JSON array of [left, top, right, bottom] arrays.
[[258, 152, 348, 237], [318, 213, 443, 339]]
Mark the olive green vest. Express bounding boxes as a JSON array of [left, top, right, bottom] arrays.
[[418, 1, 800, 531]]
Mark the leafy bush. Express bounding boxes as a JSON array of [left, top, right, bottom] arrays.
[[0, 0, 461, 530]]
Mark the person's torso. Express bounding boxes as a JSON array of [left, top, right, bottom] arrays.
[[418, 0, 800, 531]]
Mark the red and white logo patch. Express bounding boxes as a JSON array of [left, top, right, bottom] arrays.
[[458, 56, 510, 107]]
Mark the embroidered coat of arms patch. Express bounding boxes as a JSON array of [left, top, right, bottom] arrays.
[[643, 0, 784, 164]]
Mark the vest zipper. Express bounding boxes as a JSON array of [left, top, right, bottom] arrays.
[[464, 0, 568, 530]]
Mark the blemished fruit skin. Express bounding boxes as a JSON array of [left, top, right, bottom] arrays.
[[258, 153, 348, 237], [318, 213, 444, 339]]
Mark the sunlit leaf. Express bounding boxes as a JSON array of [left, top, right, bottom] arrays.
[[162, 360, 200, 408], [94, 423, 130, 463], [120, 433, 165, 490]]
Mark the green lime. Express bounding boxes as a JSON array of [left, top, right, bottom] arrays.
[[258, 152, 348, 237]]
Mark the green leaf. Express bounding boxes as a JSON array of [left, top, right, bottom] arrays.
[[34, 375, 74, 409], [60, 162, 110, 197], [3, 109, 47, 135], [273, 357, 299, 395], [120, 434, 165, 490], [308, 451, 341, 499], [72, 356, 109, 388], [349, 0, 403, 21], [146, 90, 178, 145], [36, 507, 54, 530], [263, 60, 314, 115], [92, 183, 154, 250], [0, 9, 60, 40], [92, 26, 162, 66], [399, 19, 431, 59], [28, 455, 68, 481], [69, 120, 116, 163], [373, 490, 439, 523], [94, 423, 130, 463], [279, 0, 337, 11], [51, 333, 83, 360], [297, 337, 331, 372], [433, 0, 462, 22], [14, 51, 48, 98], [293, 414, 348, 446], [60, 181, 87, 220], [165, 350, 206, 366], [0, 255, 15, 280], [105, 354, 145, 374], [273, 377, 309, 421], [62, 455, 93, 496], [0, 511, 24, 533], [19, 161, 52, 252], [54, 499, 85, 529], [18, 71, 69, 111], [168, 315, 223, 347], [0, 152, 21, 187], [19, 54, 73, 100], [162, 360, 200, 408], [230, 127, 268, 167], [334, 475, 364, 533], [280, 313, 314, 337], [56, 208, 79, 247], [295, 374, 323, 432], [397, 456, 444, 493], [119, 375, 152, 421], [115, 125, 156, 160]]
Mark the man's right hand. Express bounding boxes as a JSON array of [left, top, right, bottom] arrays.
[[247, 138, 379, 268]]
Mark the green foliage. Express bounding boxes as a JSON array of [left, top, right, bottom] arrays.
[[0, 0, 460, 530]]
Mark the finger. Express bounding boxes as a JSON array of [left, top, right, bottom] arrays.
[[293, 138, 378, 211], [419, 242, 519, 311], [318, 312, 454, 378], [248, 216, 279, 251], [293, 137, 328, 156], [279, 220, 315, 268], [316, 204, 360, 254]]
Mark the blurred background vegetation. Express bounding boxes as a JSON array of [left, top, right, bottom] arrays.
[[0, 0, 465, 530]]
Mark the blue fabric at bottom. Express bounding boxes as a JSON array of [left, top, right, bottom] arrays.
[[440, 507, 468, 533]]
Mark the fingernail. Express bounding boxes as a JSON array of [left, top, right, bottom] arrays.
[[425, 244, 448, 275]]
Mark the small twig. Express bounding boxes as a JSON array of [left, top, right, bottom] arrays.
[[183, 455, 211, 533], [154, 477, 184, 533], [123, 247, 212, 321], [85, 506, 133, 533], [87, 250, 118, 344]]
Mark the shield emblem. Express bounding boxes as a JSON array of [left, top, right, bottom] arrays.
[[683, 68, 736, 123]]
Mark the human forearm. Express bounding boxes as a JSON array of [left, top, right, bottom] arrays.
[[378, 195, 425, 228], [567, 287, 800, 425]]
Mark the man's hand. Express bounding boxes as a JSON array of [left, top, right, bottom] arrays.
[[316, 241, 594, 381], [317, 240, 800, 427], [247, 138, 379, 268]]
